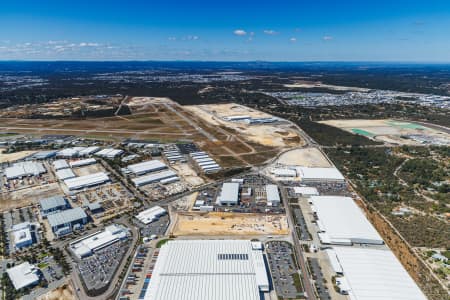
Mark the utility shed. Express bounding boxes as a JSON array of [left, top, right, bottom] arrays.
[[6, 262, 39, 290], [217, 182, 240, 205], [265, 184, 280, 206], [311, 196, 383, 245], [144, 240, 269, 300], [332, 247, 427, 300]]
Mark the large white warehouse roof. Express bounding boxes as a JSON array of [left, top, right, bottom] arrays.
[[297, 167, 345, 181], [132, 170, 177, 187], [127, 160, 167, 175], [64, 172, 110, 190], [332, 247, 427, 300], [6, 262, 39, 290], [69, 158, 96, 168], [135, 206, 166, 224], [144, 240, 269, 300], [70, 224, 128, 258], [4, 161, 46, 179], [311, 196, 383, 245]]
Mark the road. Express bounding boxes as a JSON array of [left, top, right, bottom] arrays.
[[280, 184, 317, 300]]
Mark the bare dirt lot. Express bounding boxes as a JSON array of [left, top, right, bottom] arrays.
[[0, 182, 61, 211], [320, 119, 450, 145], [171, 163, 205, 186], [0, 149, 36, 163], [72, 163, 105, 176], [277, 147, 331, 167], [172, 212, 288, 236], [37, 283, 74, 300]]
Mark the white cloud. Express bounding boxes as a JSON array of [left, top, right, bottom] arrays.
[[263, 30, 278, 35], [323, 36, 333, 41], [168, 37, 177, 41], [290, 37, 297, 42], [233, 29, 247, 36]]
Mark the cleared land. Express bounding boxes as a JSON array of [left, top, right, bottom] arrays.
[[277, 147, 331, 167], [172, 212, 288, 236], [37, 283, 74, 300], [0, 149, 36, 163], [320, 119, 450, 146], [0, 182, 61, 210]]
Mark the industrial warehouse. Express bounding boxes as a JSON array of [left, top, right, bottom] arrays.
[[132, 170, 178, 187], [135, 206, 166, 224], [64, 172, 110, 190], [69, 224, 129, 258], [310, 196, 384, 245], [327, 247, 427, 300], [4, 161, 46, 179], [127, 159, 167, 175], [143, 240, 269, 300], [47, 207, 88, 236]]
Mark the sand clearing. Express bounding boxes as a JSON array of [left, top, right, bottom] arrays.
[[37, 283, 74, 300], [277, 147, 331, 167], [0, 149, 36, 163], [173, 212, 288, 236], [171, 164, 205, 186]]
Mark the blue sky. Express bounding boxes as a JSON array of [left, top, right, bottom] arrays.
[[0, 0, 449, 61]]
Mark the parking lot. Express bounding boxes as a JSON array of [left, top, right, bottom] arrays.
[[76, 239, 130, 292], [266, 241, 304, 300], [138, 215, 170, 238], [292, 207, 311, 241], [308, 257, 331, 300], [2, 206, 41, 255]]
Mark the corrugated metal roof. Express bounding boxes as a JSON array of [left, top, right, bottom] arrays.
[[64, 172, 109, 190], [47, 207, 87, 228], [144, 240, 268, 300], [127, 160, 167, 175], [69, 158, 96, 168], [217, 182, 239, 204], [53, 159, 69, 170], [297, 167, 345, 181], [55, 168, 76, 180], [40, 195, 67, 211], [132, 170, 176, 186], [311, 196, 383, 245], [4, 161, 46, 179], [265, 184, 280, 202], [333, 247, 427, 300]]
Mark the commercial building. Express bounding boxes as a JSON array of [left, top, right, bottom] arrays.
[[6, 262, 40, 290], [47, 207, 88, 236], [78, 146, 100, 156], [310, 196, 383, 245], [127, 160, 167, 175], [330, 247, 427, 300], [135, 206, 167, 224], [64, 172, 110, 190], [4, 161, 46, 179], [297, 167, 345, 183], [132, 170, 177, 187], [293, 186, 319, 196], [40, 195, 69, 217], [69, 224, 128, 258], [95, 148, 124, 159], [52, 159, 69, 170], [56, 147, 86, 158], [55, 168, 76, 180], [31, 150, 57, 160], [265, 184, 280, 206], [216, 182, 240, 205], [11, 222, 33, 250], [144, 240, 269, 300], [270, 168, 297, 177], [69, 158, 97, 168]]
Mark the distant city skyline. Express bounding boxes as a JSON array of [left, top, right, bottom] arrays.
[[1, 0, 450, 61]]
